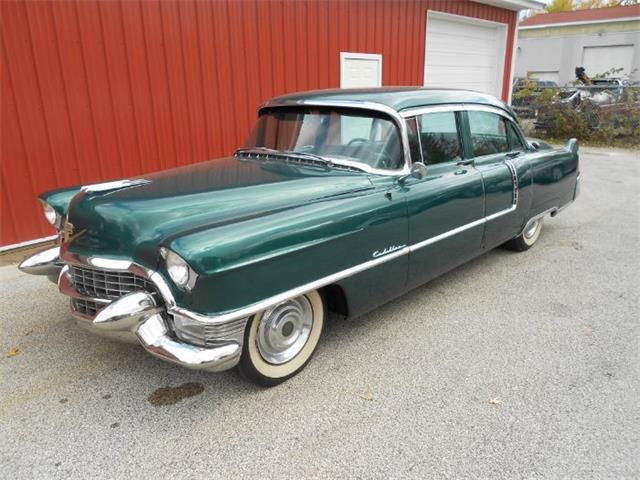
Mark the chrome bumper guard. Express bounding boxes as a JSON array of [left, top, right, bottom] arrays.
[[19, 246, 244, 373], [18, 245, 63, 283]]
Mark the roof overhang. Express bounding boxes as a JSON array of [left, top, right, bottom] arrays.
[[520, 16, 640, 29], [476, 0, 546, 11]]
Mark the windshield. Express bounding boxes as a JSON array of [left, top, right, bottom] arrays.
[[241, 108, 404, 171]]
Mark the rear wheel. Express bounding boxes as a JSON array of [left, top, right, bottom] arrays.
[[238, 290, 324, 386], [505, 218, 544, 252]]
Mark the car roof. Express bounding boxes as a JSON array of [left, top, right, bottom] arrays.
[[262, 87, 515, 116]]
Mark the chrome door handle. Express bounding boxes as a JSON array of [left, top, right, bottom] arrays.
[[456, 158, 474, 166], [506, 151, 521, 159]]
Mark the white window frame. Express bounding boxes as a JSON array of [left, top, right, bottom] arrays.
[[340, 52, 383, 88], [424, 10, 509, 99]]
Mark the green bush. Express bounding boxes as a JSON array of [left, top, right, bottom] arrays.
[[534, 88, 640, 145]]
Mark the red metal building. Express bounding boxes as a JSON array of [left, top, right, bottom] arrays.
[[0, 0, 540, 249]]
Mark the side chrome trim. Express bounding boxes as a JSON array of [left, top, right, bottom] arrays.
[[259, 99, 412, 176], [504, 158, 519, 206], [179, 203, 519, 324], [485, 204, 517, 222], [409, 217, 485, 252], [170, 246, 410, 325]]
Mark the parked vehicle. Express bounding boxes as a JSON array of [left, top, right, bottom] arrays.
[[19, 88, 580, 385], [512, 77, 560, 118]]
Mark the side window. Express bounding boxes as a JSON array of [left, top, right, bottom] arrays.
[[468, 111, 508, 157], [506, 121, 526, 151], [417, 111, 461, 164], [405, 117, 423, 164]]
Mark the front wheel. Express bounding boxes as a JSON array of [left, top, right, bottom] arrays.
[[505, 218, 544, 252], [238, 290, 324, 386]]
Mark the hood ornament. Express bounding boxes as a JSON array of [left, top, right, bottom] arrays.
[[61, 220, 86, 244]]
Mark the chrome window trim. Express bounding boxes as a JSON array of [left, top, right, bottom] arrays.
[[258, 99, 412, 175], [400, 104, 467, 117], [405, 108, 466, 165], [400, 103, 517, 123]]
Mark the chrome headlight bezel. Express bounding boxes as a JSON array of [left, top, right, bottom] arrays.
[[40, 200, 62, 229], [160, 247, 198, 291]]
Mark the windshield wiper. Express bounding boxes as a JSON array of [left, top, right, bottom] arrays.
[[235, 147, 367, 173], [235, 147, 332, 165], [281, 150, 334, 166], [234, 146, 280, 156]]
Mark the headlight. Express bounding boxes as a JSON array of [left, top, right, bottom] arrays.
[[41, 201, 60, 226], [161, 248, 196, 290]]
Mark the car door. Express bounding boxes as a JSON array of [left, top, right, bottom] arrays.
[[403, 109, 485, 290], [463, 109, 528, 249]]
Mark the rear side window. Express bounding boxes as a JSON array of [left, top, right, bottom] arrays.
[[506, 121, 526, 151], [417, 111, 462, 164], [468, 111, 508, 157]]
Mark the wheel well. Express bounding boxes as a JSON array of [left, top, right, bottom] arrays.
[[320, 284, 349, 318]]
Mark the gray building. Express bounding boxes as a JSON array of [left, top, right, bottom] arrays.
[[515, 5, 640, 85]]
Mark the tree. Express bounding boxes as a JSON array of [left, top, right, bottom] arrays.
[[545, 0, 575, 13]]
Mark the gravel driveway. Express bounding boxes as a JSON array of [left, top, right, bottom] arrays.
[[1, 147, 638, 479]]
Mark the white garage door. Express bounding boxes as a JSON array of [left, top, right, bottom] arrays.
[[424, 11, 508, 97], [582, 45, 634, 78]]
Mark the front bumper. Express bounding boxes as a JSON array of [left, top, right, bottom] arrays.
[[19, 247, 245, 373]]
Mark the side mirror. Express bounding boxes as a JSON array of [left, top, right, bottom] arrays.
[[399, 162, 427, 184], [529, 141, 540, 150]]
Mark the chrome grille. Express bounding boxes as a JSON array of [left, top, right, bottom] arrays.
[[69, 265, 157, 301], [72, 298, 102, 318]]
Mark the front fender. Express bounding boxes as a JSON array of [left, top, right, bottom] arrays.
[[168, 184, 408, 316], [40, 186, 82, 216]]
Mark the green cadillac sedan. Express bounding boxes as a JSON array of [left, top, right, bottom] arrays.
[[20, 88, 580, 385]]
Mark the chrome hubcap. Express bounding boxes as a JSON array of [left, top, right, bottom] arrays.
[[256, 295, 313, 365], [524, 219, 539, 239]]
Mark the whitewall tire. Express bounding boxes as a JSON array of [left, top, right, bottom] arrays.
[[506, 218, 544, 251], [238, 290, 324, 386]]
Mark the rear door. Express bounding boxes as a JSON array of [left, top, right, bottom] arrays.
[[403, 108, 485, 289], [462, 108, 528, 249]]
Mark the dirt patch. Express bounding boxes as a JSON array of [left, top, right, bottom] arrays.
[[148, 382, 204, 407]]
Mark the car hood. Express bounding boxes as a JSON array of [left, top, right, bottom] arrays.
[[64, 156, 374, 267]]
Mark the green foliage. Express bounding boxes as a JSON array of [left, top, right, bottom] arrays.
[[545, 0, 575, 13], [513, 76, 538, 101], [535, 93, 640, 145]]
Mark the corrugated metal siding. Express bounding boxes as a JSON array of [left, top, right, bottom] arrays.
[[0, 0, 516, 247]]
